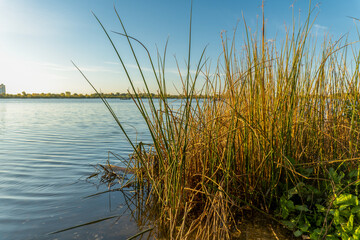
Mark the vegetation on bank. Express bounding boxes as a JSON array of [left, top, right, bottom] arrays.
[[79, 2, 360, 240], [0, 91, 197, 99]]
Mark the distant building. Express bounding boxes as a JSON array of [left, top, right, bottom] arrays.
[[0, 84, 5, 95]]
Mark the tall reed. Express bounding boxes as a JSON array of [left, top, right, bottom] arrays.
[[80, 3, 360, 239]]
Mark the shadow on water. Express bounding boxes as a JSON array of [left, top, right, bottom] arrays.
[[235, 213, 299, 240], [83, 159, 298, 240], [48, 181, 152, 240]]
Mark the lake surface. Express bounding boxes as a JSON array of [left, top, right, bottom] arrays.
[[0, 98, 152, 240], [0, 98, 296, 240]]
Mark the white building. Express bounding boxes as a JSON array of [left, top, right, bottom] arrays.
[[0, 84, 5, 94]]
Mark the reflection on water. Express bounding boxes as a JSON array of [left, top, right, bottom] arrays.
[[0, 98, 150, 240]]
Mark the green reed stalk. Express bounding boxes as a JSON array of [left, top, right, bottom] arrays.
[[76, 2, 360, 239]]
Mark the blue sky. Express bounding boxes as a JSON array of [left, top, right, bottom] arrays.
[[0, 0, 359, 94]]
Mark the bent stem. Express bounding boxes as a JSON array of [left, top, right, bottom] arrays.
[[76, 2, 360, 239]]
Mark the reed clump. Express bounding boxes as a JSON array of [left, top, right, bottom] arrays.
[[83, 3, 360, 239]]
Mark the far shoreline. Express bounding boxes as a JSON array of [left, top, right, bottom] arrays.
[[0, 92, 204, 99]]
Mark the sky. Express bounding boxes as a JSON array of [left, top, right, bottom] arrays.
[[1, 0, 360, 94]]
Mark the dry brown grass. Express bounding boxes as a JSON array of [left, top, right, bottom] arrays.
[[84, 3, 360, 239]]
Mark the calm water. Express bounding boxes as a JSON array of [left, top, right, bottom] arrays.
[[0, 98, 151, 240]]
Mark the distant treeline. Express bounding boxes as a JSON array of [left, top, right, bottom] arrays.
[[0, 92, 204, 99], [0, 91, 354, 100]]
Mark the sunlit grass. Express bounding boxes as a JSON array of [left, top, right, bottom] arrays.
[[77, 2, 360, 239]]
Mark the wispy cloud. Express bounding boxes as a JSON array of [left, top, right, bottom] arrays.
[[75, 66, 122, 74], [36, 61, 202, 78], [313, 24, 328, 34], [126, 64, 153, 73], [38, 63, 74, 72], [37, 62, 122, 74], [314, 24, 328, 31], [104, 61, 120, 65], [123, 63, 199, 75], [105, 63, 159, 73]]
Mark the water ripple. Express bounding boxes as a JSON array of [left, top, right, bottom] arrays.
[[0, 98, 149, 240]]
